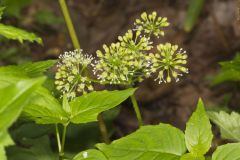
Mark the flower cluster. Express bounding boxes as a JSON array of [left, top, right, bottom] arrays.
[[93, 31, 153, 85], [134, 12, 169, 38], [93, 12, 188, 86], [118, 30, 153, 53], [55, 12, 188, 95], [55, 49, 94, 99], [149, 43, 188, 83]]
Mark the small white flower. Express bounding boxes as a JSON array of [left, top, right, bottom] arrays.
[[55, 49, 94, 99]]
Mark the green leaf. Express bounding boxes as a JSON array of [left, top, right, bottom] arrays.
[[10, 123, 52, 139], [7, 136, 57, 160], [17, 60, 56, 77], [181, 153, 205, 160], [0, 23, 42, 44], [212, 53, 240, 85], [0, 7, 5, 20], [97, 123, 186, 160], [0, 60, 56, 85], [212, 143, 240, 160], [0, 130, 14, 160], [69, 88, 136, 124], [184, 0, 205, 32], [73, 149, 107, 160], [208, 111, 240, 142], [2, 0, 31, 18], [0, 77, 45, 130], [185, 99, 213, 156], [23, 87, 68, 125]]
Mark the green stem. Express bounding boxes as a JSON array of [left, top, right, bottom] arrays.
[[130, 94, 143, 127], [58, 0, 80, 49], [59, 124, 68, 160], [98, 114, 110, 144], [55, 124, 61, 153]]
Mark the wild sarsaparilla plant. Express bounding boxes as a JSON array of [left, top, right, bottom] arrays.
[[1, 2, 240, 159]]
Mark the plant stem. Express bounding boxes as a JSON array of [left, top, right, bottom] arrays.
[[59, 124, 68, 160], [130, 94, 143, 126], [58, 0, 110, 148], [55, 124, 62, 153], [58, 0, 80, 49], [98, 114, 110, 144]]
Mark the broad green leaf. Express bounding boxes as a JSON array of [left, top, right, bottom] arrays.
[[212, 143, 240, 160], [2, 0, 31, 18], [184, 0, 205, 32], [0, 130, 14, 160], [23, 87, 68, 124], [0, 23, 42, 44], [0, 77, 45, 130], [0, 62, 66, 125], [69, 88, 136, 124], [17, 60, 56, 77], [97, 123, 186, 160], [73, 149, 107, 160], [0, 60, 56, 86], [185, 99, 213, 155], [208, 111, 240, 142], [181, 153, 205, 160], [7, 136, 57, 160]]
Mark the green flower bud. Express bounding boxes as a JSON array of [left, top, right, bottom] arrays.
[[150, 43, 188, 83], [135, 12, 169, 38]]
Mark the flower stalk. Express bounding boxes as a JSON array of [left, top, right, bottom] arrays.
[[58, 0, 110, 145], [130, 94, 143, 126], [58, 0, 80, 49]]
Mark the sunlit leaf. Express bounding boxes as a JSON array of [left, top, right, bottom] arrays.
[[0, 77, 45, 130], [0, 60, 56, 85], [17, 60, 56, 77], [23, 87, 68, 125], [96, 124, 186, 160], [69, 88, 136, 124], [185, 99, 213, 156], [0, 130, 14, 160], [212, 143, 240, 160], [180, 153, 205, 160], [208, 111, 240, 142], [0, 23, 42, 44]]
